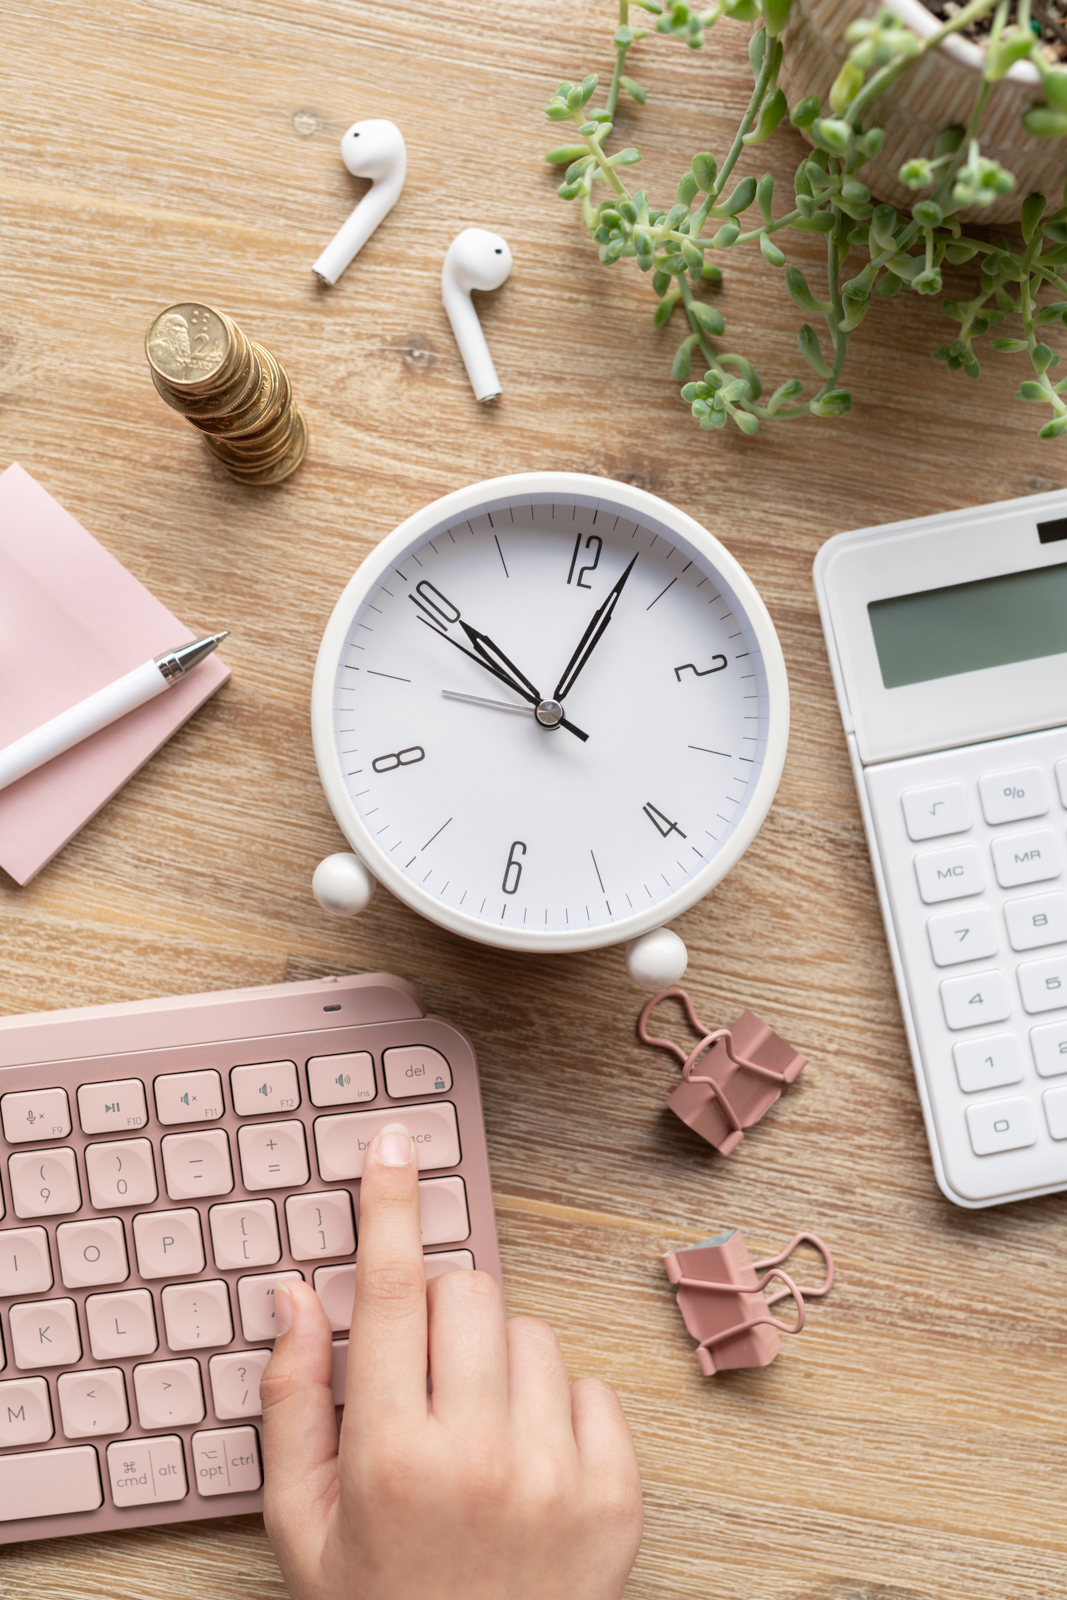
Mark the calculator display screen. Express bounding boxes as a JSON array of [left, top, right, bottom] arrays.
[[868, 561, 1067, 688]]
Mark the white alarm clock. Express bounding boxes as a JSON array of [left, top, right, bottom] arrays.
[[310, 472, 789, 985]]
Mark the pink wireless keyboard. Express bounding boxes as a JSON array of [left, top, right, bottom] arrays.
[[0, 971, 500, 1544]]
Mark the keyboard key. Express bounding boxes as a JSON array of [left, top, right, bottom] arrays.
[[1018, 953, 1067, 1014], [901, 782, 971, 841], [107, 1435, 187, 1507], [939, 969, 1011, 1030], [926, 906, 998, 968], [425, 1248, 475, 1277], [383, 1046, 453, 1098], [914, 844, 984, 904], [952, 1034, 1025, 1094], [134, 1359, 205, 1429], [77, 1079, 148, 1135], [0, 1445, 102, 1522], [161, 1129, 234, 1200], [237, 1270, 303, 1342], [331, 1339, 348, 1406], [307, 1052, 376, 1108], [133, 1207, 205, 1279], [314, 1248, 474, 1333], [1005, 891, 1067, 952], [314, 1264, 356, 1333], [191, 1425, 262, 1496], [0, 1088, 71, 1144], [9, 1146, 81, 1218], [417, 1177, 471, 1246], [57, 1217, 129, 1289], [209, 1199, 281, 1271], [0, 1226, 52, 1296], [285, 1190, 355, 1260], [85, 1138, 157, 1209], [10, 1296, 80, 1368], [978, 766, 1050, 825], [0, 1377, 53, 1445], [237, 1121, 309, 1191], [57, 1367, 129, 1438], [153, 1070, 224, 1125], [209, 1348, 271, 1420], [1030, 1018, 1067, 1077], [230, 1061, 300, 1117], [85, 1288, 157, 1360], [965, 1095, 1038, 1156], [1044, 1085, 1067, 1140], [315, 1103, 461, 1182], [991, 828, 1062, 888], [161, 1279, 233, 1351]]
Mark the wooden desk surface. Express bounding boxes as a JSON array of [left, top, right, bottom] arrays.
[[2, 2, 1066, 1594]]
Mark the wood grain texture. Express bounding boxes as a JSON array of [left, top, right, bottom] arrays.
[[2, 1, 1066, 1595]]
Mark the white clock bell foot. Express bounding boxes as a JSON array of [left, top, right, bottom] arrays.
[[312, 853, 377, 916], [625, 928, 688, 989]]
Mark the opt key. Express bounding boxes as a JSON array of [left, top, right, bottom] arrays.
[[314, 1102, 460, 1181]]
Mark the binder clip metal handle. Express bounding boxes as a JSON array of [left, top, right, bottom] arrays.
[[638, 987, 806, 1155]]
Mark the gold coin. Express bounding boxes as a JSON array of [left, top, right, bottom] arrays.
[[146, 303, 233, 389], [215, 408, 308, 484]]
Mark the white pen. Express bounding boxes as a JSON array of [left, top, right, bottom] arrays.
[[0, 631, 228, 794]]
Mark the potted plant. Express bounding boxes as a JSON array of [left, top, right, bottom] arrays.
[[543, 0, 1067, 437]]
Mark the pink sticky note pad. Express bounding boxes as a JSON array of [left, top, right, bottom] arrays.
[[0, 463, 229, 884]]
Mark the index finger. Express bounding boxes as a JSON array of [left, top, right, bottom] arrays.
[[345, 1121, 429, 1441]]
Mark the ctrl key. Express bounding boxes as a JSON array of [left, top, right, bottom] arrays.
[[106, 1435, 187, 1507], [191, 1426, 262, 1496]]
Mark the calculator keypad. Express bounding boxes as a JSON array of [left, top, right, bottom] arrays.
[[868, 723, 1067, 1202]]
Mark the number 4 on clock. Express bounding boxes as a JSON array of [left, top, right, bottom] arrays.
[[643, 802, 686, 839]]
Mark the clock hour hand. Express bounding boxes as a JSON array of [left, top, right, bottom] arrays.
[[553, 554, 638, 704], [461, 621, 541, 704], [427, 621, 590, 741]]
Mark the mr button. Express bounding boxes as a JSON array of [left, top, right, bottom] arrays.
[[383, 1046, 452, 1098]]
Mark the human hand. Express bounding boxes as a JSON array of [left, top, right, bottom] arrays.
[[260, 1121, 643, 1600]]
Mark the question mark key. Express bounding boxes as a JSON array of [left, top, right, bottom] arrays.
[[207, 1348, 272, 1419]]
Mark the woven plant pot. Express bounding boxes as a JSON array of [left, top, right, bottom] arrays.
[[778, 0, 1067, 222]]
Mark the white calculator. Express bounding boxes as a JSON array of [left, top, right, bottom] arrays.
[[815, 490, 1067, 1207]]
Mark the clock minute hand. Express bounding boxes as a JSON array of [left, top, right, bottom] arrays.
[[553, 553, 638, 704]]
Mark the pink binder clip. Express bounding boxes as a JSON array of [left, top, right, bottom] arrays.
[[663, 1229, 834, 1376], [638, 988, 806, 1155]]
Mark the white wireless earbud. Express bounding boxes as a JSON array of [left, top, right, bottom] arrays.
[[313, 119, 407, 286], [441, 228, 513, 402]]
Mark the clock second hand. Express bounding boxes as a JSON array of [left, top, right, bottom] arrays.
[[441, 689, 533, 716], [428, 620, 590, 741]]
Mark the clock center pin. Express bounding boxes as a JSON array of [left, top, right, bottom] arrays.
[[535, 699, 564, 728]]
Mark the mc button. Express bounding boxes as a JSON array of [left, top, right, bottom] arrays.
[[914, 843, 984, 904]]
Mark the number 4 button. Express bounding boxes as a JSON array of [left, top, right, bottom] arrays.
[[939, 970, 1011, 1030]]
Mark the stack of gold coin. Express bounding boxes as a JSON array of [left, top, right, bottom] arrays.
[[145, 302, 307, 485]]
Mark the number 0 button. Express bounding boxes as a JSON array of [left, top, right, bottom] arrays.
[[965, 1096, 1038, 1156], [939, 970, 1011, 1030]]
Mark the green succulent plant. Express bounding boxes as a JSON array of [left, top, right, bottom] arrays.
[[544, 0, 1067, 438]]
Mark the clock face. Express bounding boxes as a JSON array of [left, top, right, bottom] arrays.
[[313, 476, 787, 952]]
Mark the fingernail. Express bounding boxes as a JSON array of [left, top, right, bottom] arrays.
[[375, 1122, 414, 1166], [274, 1283, 294, 1336]]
